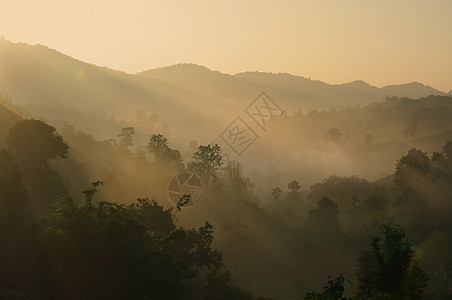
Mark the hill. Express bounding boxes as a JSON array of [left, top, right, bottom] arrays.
[[0, 39, 446, 145], [139, 63, 445, 112], [0, 39, 225, 143], [0, 97, 22, 144]]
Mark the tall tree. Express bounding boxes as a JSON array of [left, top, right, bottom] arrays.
[[288, 180, 301, 193], [394, 148, 431, 187], [118, 126, 135, 151], [187, 144, 222, 182], [286, 180, 301, 208], [356, 224, 428, 299], [147, 134, 183, 169], [305, 196, 339, 234], [6, 119, 69, 166], [304, 274, 347, 300], [6, 119, 69, 213], [271, 187, 282, 202]]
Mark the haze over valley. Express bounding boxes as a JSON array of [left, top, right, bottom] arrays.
[[0, 1, 451, 299]]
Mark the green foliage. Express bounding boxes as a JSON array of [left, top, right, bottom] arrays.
[[271, 187, 282, 201], [6, 119, 69, 165], [394, 148, 431, 186], [306, 197, 339, 234], [0, 180, 226, 299], [431, 139, 452, 179], [148, 133, 184, 169], [117, 126, 135, 150], [394, 187, 429, 215], [285, 180, 301, 209], [356, 224, 428, 299], [5, 119, 69, 213], [81, 180, 104, 204], [187, 144, 223, 181], [345, 195, 389, 238], [288, 180, 300, 193], [304, 274, 348, 300], [2, 92, 451, 299], [308, 176, 379, 216], [177, 194, 191, 211], [0, 150, 32, 230], [128, 197, 175, 234], [393, 188, 433, 241], [203, 268, 254, 300]]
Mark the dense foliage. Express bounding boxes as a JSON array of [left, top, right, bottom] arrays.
[[0, 108, 450, 299]]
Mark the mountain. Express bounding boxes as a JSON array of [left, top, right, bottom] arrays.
[[0, 98, 22, 143], [0, 39, 228, 143], [0, 39, 446, 145], [139, 64, 445, 112]]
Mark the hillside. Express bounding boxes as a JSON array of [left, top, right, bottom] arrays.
[[0, 39, 446, 145], [0, 39, 226, 143], [1, 39, 451, 300], [0, 98, 22, 143], [139, 63, 445, 112], [1, 39, 451, 189]]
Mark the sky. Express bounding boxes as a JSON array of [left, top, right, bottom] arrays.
[[1, 0, 451, 91]]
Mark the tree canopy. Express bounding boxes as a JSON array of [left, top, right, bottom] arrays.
[[356, 224, 428, 299], [6, 119, 69, 165]]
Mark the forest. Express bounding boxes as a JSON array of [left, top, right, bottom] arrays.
[[0, 89, 451, 299], [0, 30, 451, 299]]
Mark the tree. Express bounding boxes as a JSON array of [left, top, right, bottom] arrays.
[[6, 119, 69, 166], [288, 180, 301, 193], [356, 224, 428, 299], [393, 188, 433, 242], [431, 139, 452, 179], [325, 128, 344, 144], [0, 150, 32, 230], [187, 144, 222, 182], [222, 161, 252, 193], [305, 197, 339, 234], [304, 274, 347, 300], [128, 198, 175, 234], [6, 119, 69, 213], [147, 134, 184, 169], [1, 182, 226, 299], [271, 187, 282, 202], [404, 120, 418, 139], [203, 268, 253, 300], [394, 148, 431, 187], [345, 196, 389, 239], [148, 134, 168, 158], [308, 176, 377, 218], [118, 126, 135, 150], [286, 180, 301, 208]]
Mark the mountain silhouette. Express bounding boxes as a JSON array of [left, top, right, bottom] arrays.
[[0, 39, 446, 145]]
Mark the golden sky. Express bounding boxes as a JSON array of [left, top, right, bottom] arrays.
[[1, 0, 451, 91]]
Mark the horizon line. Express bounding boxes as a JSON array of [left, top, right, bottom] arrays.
[[1, 37, 450, 93]]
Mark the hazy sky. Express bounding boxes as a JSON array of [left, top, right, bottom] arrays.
[[1, 0, 451, 91]]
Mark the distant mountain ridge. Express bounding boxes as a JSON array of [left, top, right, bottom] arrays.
[[0, 39, 446, 143], [139, 62, 442, 94], [1, 39, 445, 113], [140, 63, 445, 111], [0, 39, 223, 137]]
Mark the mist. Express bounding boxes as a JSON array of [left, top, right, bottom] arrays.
[[0, 4, 451, 299]]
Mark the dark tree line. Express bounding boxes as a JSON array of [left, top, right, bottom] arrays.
[[0, 120, 257, 299]]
